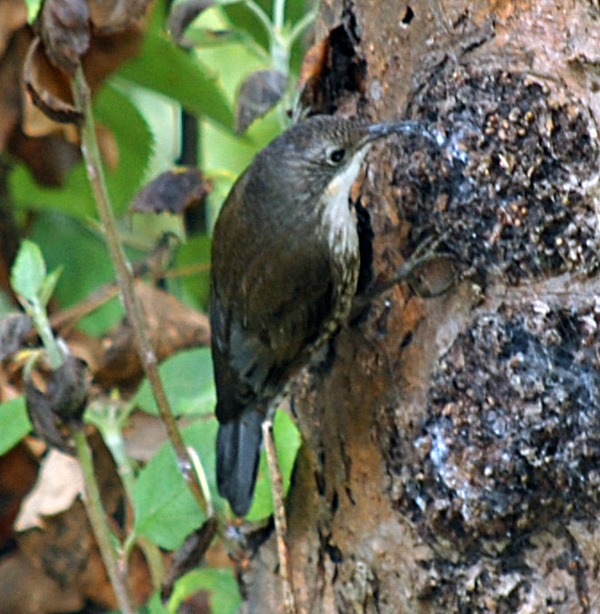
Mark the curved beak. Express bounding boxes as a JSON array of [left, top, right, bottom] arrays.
[[363, 120, 437, 146]]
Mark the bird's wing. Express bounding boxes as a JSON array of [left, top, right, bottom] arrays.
[[210, 237, 337, 423]]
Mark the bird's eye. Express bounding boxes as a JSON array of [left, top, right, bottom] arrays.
[[328, 148, 346, 164]]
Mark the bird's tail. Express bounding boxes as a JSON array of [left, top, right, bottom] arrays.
[[216, 409, 263, 516]]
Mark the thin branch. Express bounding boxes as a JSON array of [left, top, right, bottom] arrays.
[[187, 445, 214, 518], [50, 236, 202, 332], [273, 0, 286, 32], [73, 427, 136, 614], [89, 400, 164, 588], [50, 283, 120, 332], [262, 418, 297, 614], [70, 65, 208, 515]]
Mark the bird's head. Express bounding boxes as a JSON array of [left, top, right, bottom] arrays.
[[250, 115, 431, 206]]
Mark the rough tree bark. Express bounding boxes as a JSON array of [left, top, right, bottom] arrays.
[[240, 1, 600, 612]]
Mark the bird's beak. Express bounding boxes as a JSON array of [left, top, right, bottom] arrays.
[[364, 120, 436, 145]]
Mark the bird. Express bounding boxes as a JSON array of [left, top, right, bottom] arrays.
[[210, 114, 433, 516]]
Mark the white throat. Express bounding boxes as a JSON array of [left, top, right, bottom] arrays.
[[320, 148, 368, 253]]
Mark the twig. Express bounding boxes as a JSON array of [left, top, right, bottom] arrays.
[[89, 400, 164, 587], [188, 445, 214, 518], [71, 65, 208, 515], [273, 0, 286, 32], [262, 418, 298, 614], [50, 283, 120, 332], [73, 427, 136, 614], [50, 233, 199, 332]]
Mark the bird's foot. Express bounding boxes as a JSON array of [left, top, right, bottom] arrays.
[[352, 232, 454, 317]]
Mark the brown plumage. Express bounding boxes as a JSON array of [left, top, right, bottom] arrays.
[[210, 115, 428, 515]]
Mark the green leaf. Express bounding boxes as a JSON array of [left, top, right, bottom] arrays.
[[235, 69, 287, 134], [134, 348, 215, 417], [10, 162, 96, 220], [10, 85, 153, 221], [94, 84, 154, 215], [39, 266, 63, 308], [117, 32, 234, 130], [24, 0, 42, 22], [133, 418, 219, 549], [147, 591, 168, 614], [28, 214, 123, 335], [11, 240, 46, 302], [0, 397, 32, 456], [134, 442, 205, 550], [246, 408, 301, 521], [167, 567, 240, 614], [222, 2, 270, 51], [171, 235, 212, 311], [181, 25, 248, 49]]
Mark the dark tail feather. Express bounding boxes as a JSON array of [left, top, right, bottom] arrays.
[[216, 409, 263, 516]]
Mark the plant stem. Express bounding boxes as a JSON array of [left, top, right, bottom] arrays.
[[262, 418, 297, 614], [31, 301, 64, 369], [273, 0, 286, 32], [71, 64, 208, 515], [73, 428, 136, 614], [96, 405, 164, 587]]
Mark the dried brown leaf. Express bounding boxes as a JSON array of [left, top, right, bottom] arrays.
[[235, 69, 287, 134], [0, 444, 38, 547], [96, 281, 210, 389], [130, 167, 211, 215], [168, 0, 212, 46], [0, 313, 33, 361], [25, 352, 89, 452], [14, 449, 83, 531], [0, 552, 84, 614], [0, 27, 32, 152], [88, 0, 153, 34], [24, 0, 150, 128], [81, 19, 145, 90], [8, 130, 80, 185], [15, 433, 153, 610], [161, 517, 219, 601], [96, 121, 119, 169], [39, 0, 91, 73], [23, 36, 82, 126], [0, 0, 27, 58]]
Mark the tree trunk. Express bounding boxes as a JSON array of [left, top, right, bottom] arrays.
[[241, 1, 600, 612]]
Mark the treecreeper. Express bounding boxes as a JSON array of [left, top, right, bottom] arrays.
[[210, 114, 436, 516]]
